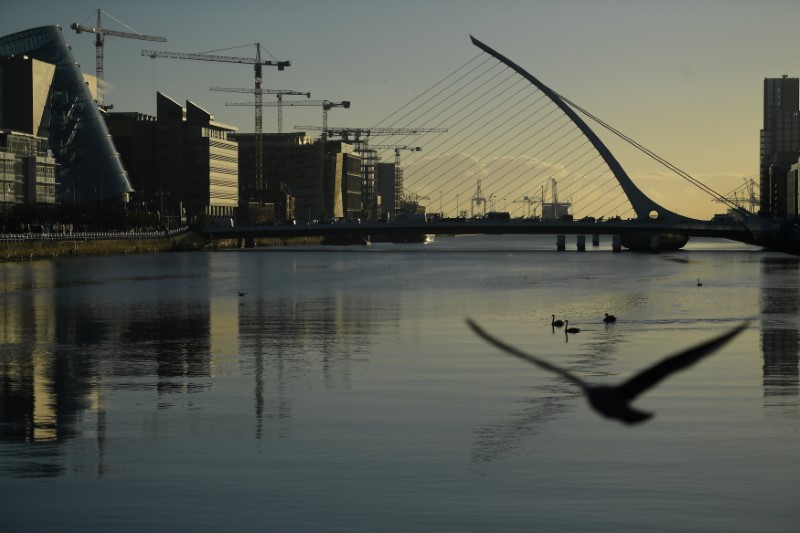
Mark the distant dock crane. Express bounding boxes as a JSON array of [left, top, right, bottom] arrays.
[[471, 179, 487, 218], [714, 177, 759, 215], [514, 195, 540, 218], [71, 9, 167, 108]]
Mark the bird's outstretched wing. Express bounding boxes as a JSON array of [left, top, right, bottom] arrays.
[[466, 318, 588, 390], [618, 322, 749, 401]]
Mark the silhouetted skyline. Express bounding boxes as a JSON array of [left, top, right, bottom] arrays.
[[3, 1, 800, 218]]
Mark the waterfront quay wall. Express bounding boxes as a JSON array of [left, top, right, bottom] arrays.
[[0, 230, 322, 261]]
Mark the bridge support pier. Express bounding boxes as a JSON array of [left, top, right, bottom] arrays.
[[649, 235, 660, 253], [592, 234, 599, 246], [577, 235, 586, 251], [612, 235, 622, 253], [557, 234, 566, 251]]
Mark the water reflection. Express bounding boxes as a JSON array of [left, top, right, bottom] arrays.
[[470, 328, 621, 465], [242, 291, 385, 439], [0, 254, 385, 476], [760, 257, 800, 417], [1, 250, 799, 480], [471, 255, 800, 464]]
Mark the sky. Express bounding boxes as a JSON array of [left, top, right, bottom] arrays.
[[3, 0, 800, 219]]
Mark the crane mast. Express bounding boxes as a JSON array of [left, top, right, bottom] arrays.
[[292, 126, 446, 219], [71, 9, 167, 108], [143, 44, 290, 197], [370, 145, 422, 214]]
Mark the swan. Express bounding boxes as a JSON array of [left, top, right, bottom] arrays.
[[565, 320, 580, 333], [551, 314, 564, 327], [467, 319, 748, 424], [603, 313, 617, 324]]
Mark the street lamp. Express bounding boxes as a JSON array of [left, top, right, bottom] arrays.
[[456, 194, 460, 218], [439, 190, 443, 215]]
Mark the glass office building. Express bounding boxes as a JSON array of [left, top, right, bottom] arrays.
[[0, 25, 132, 205]]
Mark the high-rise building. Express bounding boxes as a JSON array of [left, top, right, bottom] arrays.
[[376, 162, 396, 220], [0, 26, 132, 206], [760, 76, 800, 218]]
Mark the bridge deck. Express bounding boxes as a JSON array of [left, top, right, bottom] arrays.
[[202, 219, 754, 243]]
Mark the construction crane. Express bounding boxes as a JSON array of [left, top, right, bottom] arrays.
[[370, 145, 422, 213], [370, 144, 422, 159], [404, 190, 429, 201], [142, 44, 290, 196], [403, 190, 430, 213], [228, 100, 350, 137], [212, 87, 310, 133], [294, 126, 447, 147], [70, 9, 167, 108], [293, 126, 446, 219]]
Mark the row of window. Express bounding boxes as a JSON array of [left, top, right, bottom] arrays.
[[209, 152, 238, 163]]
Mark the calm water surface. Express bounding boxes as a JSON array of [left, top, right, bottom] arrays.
[[0, 235, 798, 531]]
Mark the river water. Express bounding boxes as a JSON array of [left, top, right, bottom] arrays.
[[0, 235, 797, 531]]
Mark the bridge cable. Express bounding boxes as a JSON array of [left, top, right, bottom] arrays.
[[556, 92, 740, 212]]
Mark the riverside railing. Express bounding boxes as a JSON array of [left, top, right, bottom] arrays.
[[0, 226, 190, 243]]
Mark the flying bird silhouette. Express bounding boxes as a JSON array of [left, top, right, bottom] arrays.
[[467, 318, 748, 424]]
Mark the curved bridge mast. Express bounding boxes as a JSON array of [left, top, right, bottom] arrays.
[[470, 35, 693, 223]]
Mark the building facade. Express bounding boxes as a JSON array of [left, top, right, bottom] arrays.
[[760, 76, 800, 218], [0, 55, 55, 136], [0, 130, 56, 214], [788, 160, 800, 221], [104, 112, 157, 211], [0, 26, 132, 206], [376, 162, 396, 220], [236, 133, 362, 223], [182, 99, 239, 220], [325, 140, 362, 221], [106, 93, 238, 223]]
